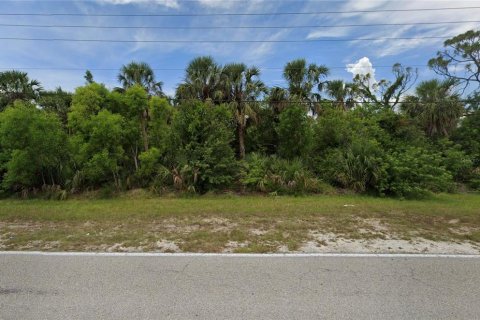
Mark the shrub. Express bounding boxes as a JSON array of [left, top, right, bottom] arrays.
[[167, 102, 238, 193], [317, 138, 387, 193], [0, 102, 68, 192], [382, 146, 454, 198], [276, 104, 312, 159], [437, 140, 474, 182], [242, 153, 332, 194]]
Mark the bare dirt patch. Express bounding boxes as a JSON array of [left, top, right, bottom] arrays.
[[301, 232, 480, 254]]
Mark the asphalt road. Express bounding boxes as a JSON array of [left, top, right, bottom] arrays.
[[1, 253, 479, 320]]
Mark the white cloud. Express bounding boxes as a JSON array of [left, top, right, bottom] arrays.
[[346, 57, 376, 81], [96, 0, 179, 8], [197, 0, 236, 8], [306, 28, 351, 40], [336, 0, 480, 57]]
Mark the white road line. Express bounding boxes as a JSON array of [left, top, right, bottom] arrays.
[[0, 251, 479, 258]]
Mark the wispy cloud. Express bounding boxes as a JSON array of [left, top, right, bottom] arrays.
[[306, 28, 352, 40], [1, 0, 479, 92], [335, 0, 480, 57], [95, 0, 179, 8], [196, 0, 238, 8]]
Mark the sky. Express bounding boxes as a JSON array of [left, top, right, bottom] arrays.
[[0, 0, 479, 96]]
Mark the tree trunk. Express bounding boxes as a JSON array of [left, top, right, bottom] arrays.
[[238, 124, 246, 160], [41, 171, 46, 186], [132, 144, 139, 171], [140, 110, 149, 152]]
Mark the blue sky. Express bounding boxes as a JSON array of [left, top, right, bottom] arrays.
[[0, 0, 479, 96]]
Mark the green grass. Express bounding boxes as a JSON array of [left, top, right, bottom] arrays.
[[0, 193, 479, 252]]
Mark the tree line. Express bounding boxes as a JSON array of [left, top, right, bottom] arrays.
[[0, 30, 479, 199]]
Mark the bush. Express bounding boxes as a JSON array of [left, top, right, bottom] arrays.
[[317, 138, 387, 193], [0, 102, 68, 192], [382, 146, 454, 198], [436, 140, 474, 182], [242, 153, 332, 195], [167, 102, 238, 193], [276, 104, 312, 159]]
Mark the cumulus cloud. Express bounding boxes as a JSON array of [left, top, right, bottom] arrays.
[[96, 0, 179, 8], [346, 57, 376, 80]]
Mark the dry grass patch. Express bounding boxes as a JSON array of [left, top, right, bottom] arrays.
[[0, 193, 479, 253]]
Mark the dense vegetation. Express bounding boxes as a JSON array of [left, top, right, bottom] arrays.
[[1, 30, 479, 199]]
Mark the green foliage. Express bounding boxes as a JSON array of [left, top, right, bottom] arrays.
[[245, 106, 278, 155], [167, 101, 237, 192], [435, 140, 474, 182], [453, 110, 480, 166], [428, 30, 480, 88], [0, 71, 42, 111], [402, 79, 464, 138], [68, 83, 111, 131], [2, 33, 480, 197], [38, 88, 72, 126], [69, 109, 126, 189], [382, 147, 454, 198], [148, 97, 174, 153], [318, 138, 387, 193], [277, 104, 312, 159], [84, 70, 94, 84], [118, 61, 163, 96], [0, 102, 68, 192], [242, 153, 331, 195], [175, 56, 223, 102], [136, 148, 162, 183], [312, 109, 359, 152], [283, 59, 328, 101]]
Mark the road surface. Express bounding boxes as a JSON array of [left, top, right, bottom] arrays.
[[1, 252, 479, 319]]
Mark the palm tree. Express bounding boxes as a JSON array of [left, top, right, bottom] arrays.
[[267, 86, 289, 114], [175, 56, 224, 103], [118, 62, 163, 151], [324, 80, 356, 111], [0, 70, 42, 111], [118, 62, 163, 96], [283, 59, 329, 114], [402, 79, 464, 138], [222, 63, 267, 159]]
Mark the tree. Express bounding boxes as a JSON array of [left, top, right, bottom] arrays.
[[324, 80, 356, 111], [69, 109, 126, 189], [0, 101, 68, 192], [68, 84, 127, 189], [221, 63, 266, 159], [148, 96, 175, 154], [117, 62, 165, 153], [353, 63, 417, 109], [118, 62, 163, 96], [123, 85, 150, 152], [68, 83, 111, 131], [402, 79, 464, 138], [276, 103, 312, 159], [84, 70, 94, 84], [283, 59, 329, 114], [167, 101, 237, 192], [267, 86, 289, 114], [453, 108, 480, 166], [0, 71, 42, 111], [175, 56, 224, 102], [428, 30, 480, 91], [38, 87, 72, 126]]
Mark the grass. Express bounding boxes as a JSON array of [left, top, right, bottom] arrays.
[[0, 193, 479, 253]]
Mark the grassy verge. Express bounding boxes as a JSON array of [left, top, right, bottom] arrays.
[[0, 193, 479, 253]]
